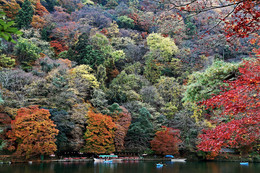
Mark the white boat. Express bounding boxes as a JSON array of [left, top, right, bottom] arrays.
[[94, 158, 123, 163], [94, 158, 105, 162], [171, 158, 186, 162], [94, 155, 123, 163]]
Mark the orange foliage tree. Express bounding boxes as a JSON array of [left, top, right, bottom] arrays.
[[7, 106, 59, 159], [31, 15, 46, 29], [58, 58, 72, 68], [82, 110, 116, 154], [151, 126, 182, 155], [35, 1, 49, 16], [0, 0, 21, 19]]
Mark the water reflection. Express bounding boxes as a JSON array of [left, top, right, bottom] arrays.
[[0, 161, 259, 173]]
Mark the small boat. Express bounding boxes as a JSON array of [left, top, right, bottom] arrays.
[[104, 160, 113, 163], [240, 162, 249, 166], [165, 155, 174, 158], [94, 154, 121, 163], [156, 163, 163, 168], [171, 158, 186, 162]]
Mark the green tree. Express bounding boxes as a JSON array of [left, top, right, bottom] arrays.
[[169, 106, 202, 152], [96, 64, 107, 89], [107, 71, 149, 103], [105, 0, 118, 8], [67, 33, 105, 68], [144, 55, 162, 83], [48, 109, 75, 152], [0, 92, 3, 104], [0, 11, 22, 43], [117, 16, 134, 29], [125, 108, 154, 152], [14, 38, 41, 71], [90, 33, 112, 57], [110, 50, 125, 62], [147, 33, 178, 62], [16, 0, 34, 29], [90, 89, 109, 114], [183, 60, 240, 103], [0, 127, 5, 150], [156, 76, 183, 118], [185, 18, 197, 36]]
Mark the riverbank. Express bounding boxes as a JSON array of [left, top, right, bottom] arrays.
[[1, 152, 259, 163], [0, 157, 173, 164]]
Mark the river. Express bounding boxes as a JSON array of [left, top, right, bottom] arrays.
[[0, 161, 259, 173]]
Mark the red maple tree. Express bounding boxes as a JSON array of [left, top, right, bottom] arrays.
[[151, 126, 182, 155], [197, 58, 260, 158], [223, 0, 259, 38], [50, 40, 69, 55]]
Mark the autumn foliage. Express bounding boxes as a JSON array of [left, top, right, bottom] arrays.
[[50, 40, 69, 55], [114, 107, 132, 152], [0, 0, 20, 19], [31, 15, 46, 29], [7, 106, 59, 159], [224, 0, 260, 38], [35, 1, 49, 16], [197, 59, 260, 158], [151, 126, 182, 155], [82, 110, 116, 154]]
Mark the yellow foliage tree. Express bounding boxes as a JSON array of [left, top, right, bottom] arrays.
[[68, 65, 99, 99], [147, 33, 178, 62]]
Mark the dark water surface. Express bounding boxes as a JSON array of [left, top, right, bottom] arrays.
[[0, 161, 260, 173]]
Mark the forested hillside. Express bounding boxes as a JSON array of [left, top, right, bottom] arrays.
[[0, 0, 259, 160]]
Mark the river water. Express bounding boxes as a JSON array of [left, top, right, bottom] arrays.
[[0, 161, 259, 173]]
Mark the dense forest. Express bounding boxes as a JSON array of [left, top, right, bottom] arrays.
[[0, 0, 259, 161]]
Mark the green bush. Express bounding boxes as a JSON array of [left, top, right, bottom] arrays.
[[117, 16, 135, 29], [0, 54, 15, 69], [14, 38, 41, 71]]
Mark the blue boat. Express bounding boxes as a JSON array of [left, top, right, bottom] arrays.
[[240, 162, 249, 166], [104, 160, 113, 163], [156, 163, 163, 168], [165, 155, 174, 158]]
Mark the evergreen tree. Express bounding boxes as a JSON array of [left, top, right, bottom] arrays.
[[125, 108, 154, 152], [16, 0, 34, 29], [0, 91, 3, 104], [67, 33, 105, 68]]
